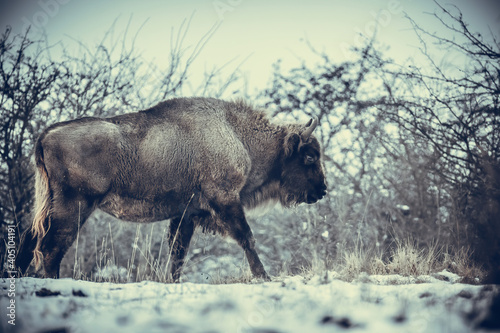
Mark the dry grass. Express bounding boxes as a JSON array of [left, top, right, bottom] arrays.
[[68, 223, 172, 283], [207, 267, 253, 284], [64, 212, 484, 285], [330, 238, 485, 283], [339, 244, 392, 280], [68, 232, 485, 284], [386, 238, 441, 276], [443, 246, 485, 283]]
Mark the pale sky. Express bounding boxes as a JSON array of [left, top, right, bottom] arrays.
[[1, 0, 499, 97]]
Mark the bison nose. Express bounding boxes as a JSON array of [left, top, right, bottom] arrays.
[[320, 183, 327, 197], [306, 193, 320, 204]]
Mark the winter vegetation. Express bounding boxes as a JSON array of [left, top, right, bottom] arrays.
[[1, 2, 499, 332]]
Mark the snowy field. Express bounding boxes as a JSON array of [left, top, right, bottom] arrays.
[[1, 271, 498, 333]]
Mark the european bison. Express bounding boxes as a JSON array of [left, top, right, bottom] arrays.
[[17, 97, 327, 281]]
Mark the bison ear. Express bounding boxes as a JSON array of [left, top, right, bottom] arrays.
[[284, 133, 300, 157]]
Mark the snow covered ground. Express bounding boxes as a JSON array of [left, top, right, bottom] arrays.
[[1, 271, 498, 333]]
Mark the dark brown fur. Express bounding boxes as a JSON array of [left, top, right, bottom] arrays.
[[16, 97, 327, 281]]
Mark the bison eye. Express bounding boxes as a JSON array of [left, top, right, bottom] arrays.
[[305, 154, 316, 165]]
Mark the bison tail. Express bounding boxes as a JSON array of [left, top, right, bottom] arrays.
[[31, 139, 52, 271]]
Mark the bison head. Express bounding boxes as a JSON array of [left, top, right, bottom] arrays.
[[280, 117, 327, 206]]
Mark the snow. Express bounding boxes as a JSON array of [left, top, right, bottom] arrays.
[[1, 273, 497, 333], [396, 204, 410, 213]]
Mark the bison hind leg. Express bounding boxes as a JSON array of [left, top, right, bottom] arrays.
[[16, 228, 37, 275], [40, 196, 96, 278]]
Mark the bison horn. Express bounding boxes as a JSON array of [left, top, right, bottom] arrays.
[[302, 116, 318, 141]]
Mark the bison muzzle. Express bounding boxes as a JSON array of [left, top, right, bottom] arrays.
[[16, 97, 327, 281]]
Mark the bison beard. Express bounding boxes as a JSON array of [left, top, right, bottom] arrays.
[[16, 97, 327, 281]]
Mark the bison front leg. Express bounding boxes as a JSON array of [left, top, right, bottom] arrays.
[[168, 217, 195, 282], [213, 201, 270, 281]]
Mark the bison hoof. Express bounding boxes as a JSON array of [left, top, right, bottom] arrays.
[[252, 272, 271, 282]]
